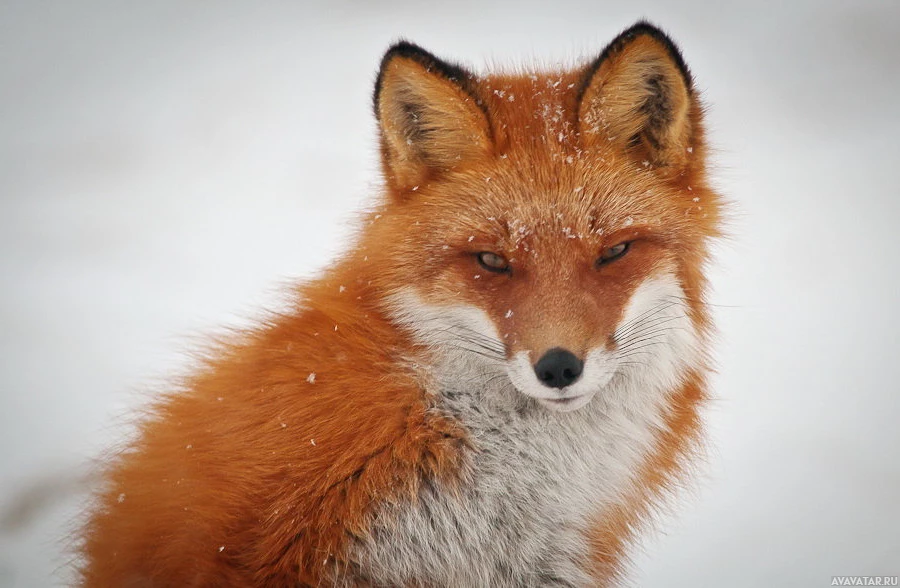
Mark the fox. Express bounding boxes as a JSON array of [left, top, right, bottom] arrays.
[[78, 21, 723, 587]]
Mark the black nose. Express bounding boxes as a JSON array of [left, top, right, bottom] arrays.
[[533, 348, 583, 389]]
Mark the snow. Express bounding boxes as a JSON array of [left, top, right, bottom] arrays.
[[1, 1, 899, 586]]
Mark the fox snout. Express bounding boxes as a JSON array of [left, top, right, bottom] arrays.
[[533, 347, 584, 389]]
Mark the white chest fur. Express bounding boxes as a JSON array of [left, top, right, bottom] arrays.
[[343, 369, 668, 587]]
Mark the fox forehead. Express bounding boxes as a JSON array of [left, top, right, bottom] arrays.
[[395, 132, 692, 246], [396, 165, 689, 253], [475, 71, 596, 151]]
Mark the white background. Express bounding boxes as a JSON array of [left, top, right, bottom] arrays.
[[1, 1, 898, 585]]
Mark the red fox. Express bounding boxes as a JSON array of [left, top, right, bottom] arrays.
[[79, 21, 722, 587]]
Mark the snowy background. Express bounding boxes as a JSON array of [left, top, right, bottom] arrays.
[[1, 1, 899, 586]]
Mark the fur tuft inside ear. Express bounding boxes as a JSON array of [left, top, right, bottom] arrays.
[[578, 22, 698, 174], [374, 42, 493, 193]]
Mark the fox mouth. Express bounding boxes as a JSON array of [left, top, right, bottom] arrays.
[[533, 391, 598, 413], [546, 396, 580, 405]]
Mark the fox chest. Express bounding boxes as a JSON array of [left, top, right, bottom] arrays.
[[342, 390, 659, 587]]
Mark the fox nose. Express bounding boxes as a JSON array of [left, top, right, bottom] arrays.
[[534, 348, 583, 389]]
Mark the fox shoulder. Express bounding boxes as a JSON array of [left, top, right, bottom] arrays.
[[78, 289, 469, 586]]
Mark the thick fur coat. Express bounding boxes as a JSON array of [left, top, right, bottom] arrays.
[[79, 21, 723, 587]]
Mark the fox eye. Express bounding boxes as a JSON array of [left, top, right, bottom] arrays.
[[596, 242, 630, 266], [476, 251, 510, 273]]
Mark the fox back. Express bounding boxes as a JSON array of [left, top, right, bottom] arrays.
[[80, 22, 722, 587]]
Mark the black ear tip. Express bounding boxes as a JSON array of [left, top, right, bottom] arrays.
[[380, 40, 434, 64], [372, 40, 476, 117], [600, 20, 694, 89], [616, 19, 694, 89], [619, 19, 672, 40]]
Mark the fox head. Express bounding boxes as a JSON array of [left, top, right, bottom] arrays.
[[359, 23, 721, 413]]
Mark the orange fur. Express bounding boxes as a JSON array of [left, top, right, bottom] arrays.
[[80, 280, 471, 586], [79, 22, 722, 586]]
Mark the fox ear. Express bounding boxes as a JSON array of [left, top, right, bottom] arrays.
[[578, 23, 697, 174], [374, 42, 493, 193]]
